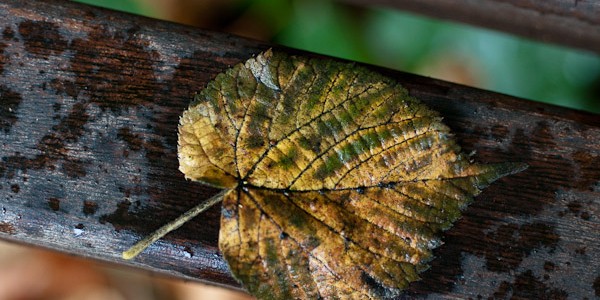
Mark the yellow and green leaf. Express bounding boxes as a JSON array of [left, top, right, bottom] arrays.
[[177, 49, 526, 299]]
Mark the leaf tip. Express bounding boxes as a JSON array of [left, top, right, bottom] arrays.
[[495, 161, 529, 177], [472, 161, 528, 190]]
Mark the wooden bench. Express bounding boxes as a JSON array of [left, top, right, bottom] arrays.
[[0, 0, 598, 298]]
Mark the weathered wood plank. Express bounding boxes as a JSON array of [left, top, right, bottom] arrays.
[[341, 0, 600, 54], [0, 0, 598, 299]]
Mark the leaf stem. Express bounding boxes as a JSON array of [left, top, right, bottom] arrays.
[[122, 190, 226, 260]]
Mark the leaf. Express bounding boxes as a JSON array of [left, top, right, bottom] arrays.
[[177, 49, 526, 299]]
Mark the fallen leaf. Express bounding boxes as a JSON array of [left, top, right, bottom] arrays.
[[152, 49, 525, 299]]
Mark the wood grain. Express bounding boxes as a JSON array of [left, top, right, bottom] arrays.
[[341, 0, 600, 54], [0, 0, 598, 299]]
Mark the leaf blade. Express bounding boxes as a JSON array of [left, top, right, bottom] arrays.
[[179, 49, 526, 299]]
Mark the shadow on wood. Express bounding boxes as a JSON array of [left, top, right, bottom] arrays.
[[0, 0, 598, 299]]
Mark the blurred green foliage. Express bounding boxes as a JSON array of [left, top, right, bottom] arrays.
[[74, 0, 600, 113]]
